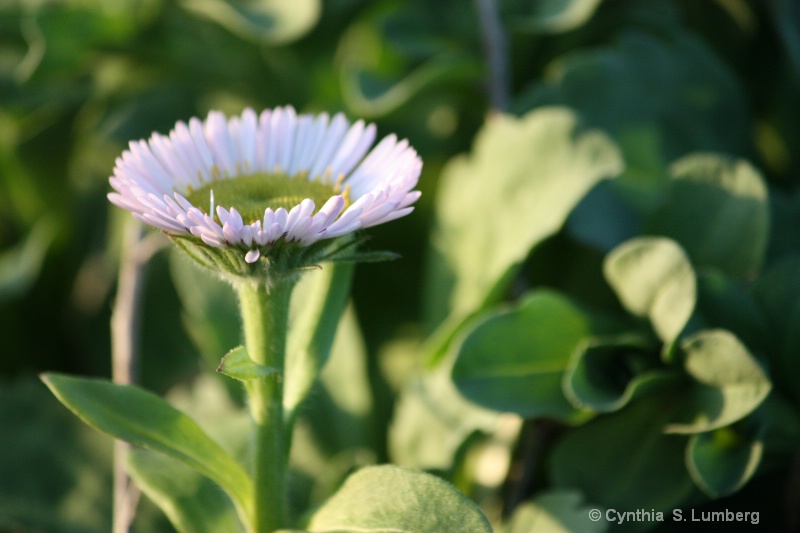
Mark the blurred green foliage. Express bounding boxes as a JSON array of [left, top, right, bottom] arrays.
[[3, 0, 800, 531]]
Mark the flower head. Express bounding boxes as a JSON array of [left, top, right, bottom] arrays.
[[108, 107, 421, 274]]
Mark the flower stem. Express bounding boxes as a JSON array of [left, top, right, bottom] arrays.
[[236, 279, 294, 533]]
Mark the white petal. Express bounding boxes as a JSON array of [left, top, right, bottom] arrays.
[[245, 249, 261, 263]]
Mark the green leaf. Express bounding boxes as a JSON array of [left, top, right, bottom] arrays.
[[647, 153, 769, 279], [180, 0, 321, 44], [550, 380, 696, 512], [685, 426, 762, 498], [563, 336, 668, 413], [40, 374, 254, 529], [503, 491, 607, 533], [127, 448, 243, 533], [216, 345, 278, 382], [665, 330, 771, 434], [430, 107, 622, 361], [603, 237, 696, 343], [518, 0, 604, 34], [452, 290, 596, 421], [285, 262, 354, 425], [306, 465, 492, 533]]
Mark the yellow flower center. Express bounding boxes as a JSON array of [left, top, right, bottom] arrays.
[[185, 171, 350, 224]]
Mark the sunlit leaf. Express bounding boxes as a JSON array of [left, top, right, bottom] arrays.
[[518, 0, 604, 34], [647, 153, 769, 279], [306, 465, 492, 533], [216, 345, 278, 382], [180, 0, 321, 44], [603, 237, 696, 343], [41, 374, 254, 529], [665, 330, 771, 434], [429, 107, 622, 362]]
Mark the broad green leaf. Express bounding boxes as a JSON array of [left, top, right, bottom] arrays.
[[217, 345, 278, 382], [437, 107, 622, 316], [40, 374, 253, 529], [665, 330, 771, 434], [285, 262, 354, 425], [503, 491, 606, 533], [685, 427, 762, 498], [563, 336, 667, 413], [518, 0, 604, 34], [550, 380, 696, 512], [452, 290, 595, 421], [604, 237, 695, 343], [127, 448, 242, 533], [180, 0, 321, 44], [306, 465, 492, 533], [430, 107, 622, 361], [647, 153, 769, 279]]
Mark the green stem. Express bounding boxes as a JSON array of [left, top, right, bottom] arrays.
[[237, 279, 294, 533]]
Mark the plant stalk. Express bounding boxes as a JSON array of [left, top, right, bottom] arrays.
[[110, 221, 148, 533], [237, 279, 294, 532]]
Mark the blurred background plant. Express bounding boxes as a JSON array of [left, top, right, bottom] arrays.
[[2, 0, 800, 531]]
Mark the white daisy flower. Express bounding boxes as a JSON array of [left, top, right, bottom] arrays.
[[108, 106, 422, 268]]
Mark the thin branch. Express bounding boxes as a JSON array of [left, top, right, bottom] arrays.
[[110, 220, 154, 533], [474, 0, 510, 114]]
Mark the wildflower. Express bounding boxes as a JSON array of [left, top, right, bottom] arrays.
[[108, 106, 421, 276]]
